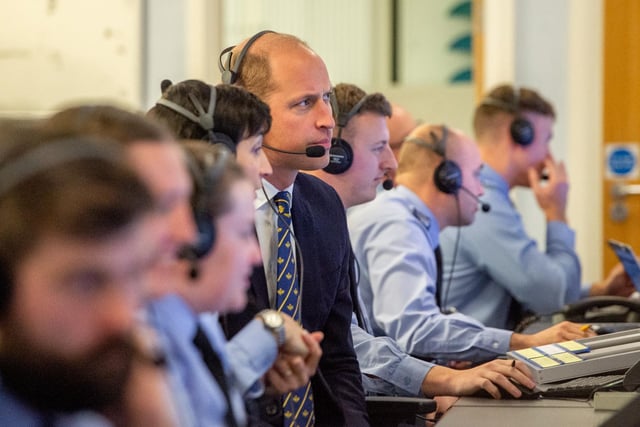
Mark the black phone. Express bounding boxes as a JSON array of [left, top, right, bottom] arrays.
[[607, 239, 640, 292]]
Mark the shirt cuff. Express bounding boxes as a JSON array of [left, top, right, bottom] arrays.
[[229, 318, 278, 397], [479, 327, 512, 355], [547, 221, 576, 248], [391, 356, 434, 396]]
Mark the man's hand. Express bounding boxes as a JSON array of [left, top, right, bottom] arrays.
[[510, 321, 595, 350], [265, 331, 323, 395], [590, 262, 635, 297], [529, 155, 569, 223], [423, 359, 535, 399]]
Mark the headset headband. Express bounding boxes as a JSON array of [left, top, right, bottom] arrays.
[[218, 30, 276, 84], [480, 87, 521, 113], [336, 95, 369, 140], [405, 125, 449, 158], [0, 139, 120, 198], [156, 84, 217, 132]]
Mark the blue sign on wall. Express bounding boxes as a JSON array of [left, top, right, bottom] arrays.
[[607, 145, 638, 179]]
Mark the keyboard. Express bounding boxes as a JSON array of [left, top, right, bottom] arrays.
[[536, 374, 625, 398]]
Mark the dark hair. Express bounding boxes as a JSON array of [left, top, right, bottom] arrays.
[[147, 80, 271, 145], [333, 83, 392, 120], [181, 140, 245, 220], [474, 84, 555, 137], [41, 105, 172, 146], [0, 136, 154, 314]]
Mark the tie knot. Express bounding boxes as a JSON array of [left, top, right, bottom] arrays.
[[274, 191, 291, 216]]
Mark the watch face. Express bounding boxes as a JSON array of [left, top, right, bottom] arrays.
[[264, 310, 283, 327]]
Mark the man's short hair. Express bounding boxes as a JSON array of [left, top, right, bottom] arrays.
[[333, 83, 392, 123], [474, 84, 555, 138], [42, 105, 172, 146], [229, 33, 311, 100]]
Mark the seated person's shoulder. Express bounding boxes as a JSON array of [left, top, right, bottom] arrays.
[[296, 172, 341, 202]]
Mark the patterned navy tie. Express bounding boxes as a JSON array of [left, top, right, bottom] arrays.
[[273, 191, 314, 426]]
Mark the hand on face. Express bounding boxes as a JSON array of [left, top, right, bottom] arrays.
[[528, 154, 569, 222]]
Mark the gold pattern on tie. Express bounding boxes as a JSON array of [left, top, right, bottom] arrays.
[[274, 191, 315, 426]]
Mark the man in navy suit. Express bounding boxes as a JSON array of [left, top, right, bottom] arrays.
[[219, 31, 369, 426]]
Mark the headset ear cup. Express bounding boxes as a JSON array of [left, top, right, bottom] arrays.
[[510, 117, 535, 146], [192, 212, 216, 258], [179, 212, 216, 262], [434, 160, 462, 194], [323, 138, 354, 175], [210, 132, 237, 154]]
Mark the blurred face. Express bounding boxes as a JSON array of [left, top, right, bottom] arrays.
[[126, 141, 196, 297], [450, 135, 484, 226], [261, 45, 335, 174], [513, 112, 554, 186], [386, 106, 417, 161], [236, 133, 272, 189], [0, 218, 158, 412], [340, 112, 397, 209], [190, 179, 261, 313]]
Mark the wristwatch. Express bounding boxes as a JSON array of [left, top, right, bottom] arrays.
[[257, 309, 286, 347]]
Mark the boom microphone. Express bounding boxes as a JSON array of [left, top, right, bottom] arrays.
[[382, 178, 394, 190], [263, 144, 326, 158], [460, 186, 491, 212]]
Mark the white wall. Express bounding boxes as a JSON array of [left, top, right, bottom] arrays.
[[0, 0, 143, 116]]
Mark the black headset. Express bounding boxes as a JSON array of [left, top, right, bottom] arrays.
[[178, 146, 231, 279], [480, 87, 535, 146], [323, 94, 369, 175], [406, 126, 462, 194], [219, 30, 275, 85], [155, 82, 237, 153], [0, 139, 121, 310]]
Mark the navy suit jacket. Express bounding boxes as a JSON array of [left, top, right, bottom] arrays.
[[223, 173, 369, 427]]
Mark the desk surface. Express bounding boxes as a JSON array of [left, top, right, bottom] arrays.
[[437, 397, 616, 427]]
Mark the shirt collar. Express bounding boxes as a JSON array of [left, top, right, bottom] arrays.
[[147, 294, 199, 341], [480, 164, 509, 194], [255, 178, 295, 211], [395, 185, 440, 247]]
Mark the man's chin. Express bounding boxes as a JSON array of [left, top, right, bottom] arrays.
[[0, 336, 135, 413]]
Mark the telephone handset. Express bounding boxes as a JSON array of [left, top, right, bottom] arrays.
[[553, 295, 640, 323]]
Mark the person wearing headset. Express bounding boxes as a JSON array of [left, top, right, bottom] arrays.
[[219, 31, 368, 426], [145, 141, 322, 427], [42, 105, 321, 425], [0, 135, 161, 425], [348, 122, 594, 366], [147, 79, 273, 189], [308, 83, 536, 400], [439, 84, 634, 330]]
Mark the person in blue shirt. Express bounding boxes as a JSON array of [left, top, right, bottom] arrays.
[[0, 134, 161, 426], [439, 84, 635, 330], [348, 122, 594, 365], [44, 104, 323, 426], [147, 141, 323, 427], [308, 83, 536, 399]]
